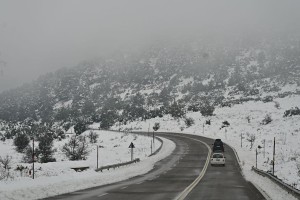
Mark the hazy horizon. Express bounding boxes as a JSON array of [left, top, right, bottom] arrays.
[[1, 0, 300, 92]]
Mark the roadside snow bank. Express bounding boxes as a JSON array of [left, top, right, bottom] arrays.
[[0, 133, 175, 200]]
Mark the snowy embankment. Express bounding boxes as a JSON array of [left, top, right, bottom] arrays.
[[0, 130, 175, 200], [115, 95, 300, 200]]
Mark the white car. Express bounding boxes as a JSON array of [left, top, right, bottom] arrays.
[[210, 153, 225, 166]]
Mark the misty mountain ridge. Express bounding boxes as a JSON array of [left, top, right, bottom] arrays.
[[0, 37, 299, 128]]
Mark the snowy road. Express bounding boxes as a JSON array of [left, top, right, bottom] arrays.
[[45, 132, 265, 200]]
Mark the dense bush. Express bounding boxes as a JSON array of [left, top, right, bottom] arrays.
[[261, 114, 272, 125], [167, 102, 185, 118], [200, 103, 215, 116], [14, 132, 30, 153], [184, 117, 195, 127], [37, 133, 56, 163], [62, 136, 89, 160], [100, 111, 118, 129], [262, 96, 273, 103], [88, 131, 98, 143], [284, 107, 300, 117], [221, 120, 230, 129], [74, 121, 87, 135], [23, 146, 35, 163], [153, 123, 160, 131], [55, 129, 66, 141]]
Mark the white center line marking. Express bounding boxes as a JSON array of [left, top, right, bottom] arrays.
[[121, 186, 128, 189], [97, 193, 108, 197], [232, 185, 245, 188]]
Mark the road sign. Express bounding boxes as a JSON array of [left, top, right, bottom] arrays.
[[129, 142, 135, 148]]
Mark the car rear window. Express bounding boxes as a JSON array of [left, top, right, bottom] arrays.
[[212, 154, 223, 158]]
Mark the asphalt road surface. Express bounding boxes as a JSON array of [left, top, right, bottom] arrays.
[[45, 132, 265, 200]]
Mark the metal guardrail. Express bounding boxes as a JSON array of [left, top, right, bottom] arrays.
[[90, 129, 164, 172], [71, 166, 90, 172], [95, 158, 140, 172], [97, 129, 164, 157], [90, 129, 164, 156], [252, 166, 300, 199]]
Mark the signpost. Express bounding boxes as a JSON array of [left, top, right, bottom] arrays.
[[129, 142, 135, 161], [255, 145, 262, 168]]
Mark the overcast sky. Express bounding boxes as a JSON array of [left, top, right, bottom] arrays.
[[0, 0, 300, 92]]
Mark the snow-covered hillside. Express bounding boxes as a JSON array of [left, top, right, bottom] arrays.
[[0, 130, 175, 200]]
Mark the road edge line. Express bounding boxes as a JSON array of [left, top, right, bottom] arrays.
[[225, 143, 272, 200]]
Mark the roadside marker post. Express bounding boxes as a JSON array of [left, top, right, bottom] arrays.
[[129, 142, 135, 161]]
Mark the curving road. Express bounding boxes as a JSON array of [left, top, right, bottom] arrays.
[[45, 132, 265, 200]]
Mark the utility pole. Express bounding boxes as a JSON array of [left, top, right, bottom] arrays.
[[150, 141, 152, 154], [96, 145, 99, 169], [273, 137, 275, 175], [153, 131, 155, 145], [32, 137, 34, 179], [202, 123, 204, 135], [256, 148, 258, 168]]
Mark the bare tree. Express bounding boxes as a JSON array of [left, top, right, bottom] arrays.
[[246, 116, 251, 123], [0, 155, 13, 180], [0, 155, 12, 171], [247, 134, 256, 149]]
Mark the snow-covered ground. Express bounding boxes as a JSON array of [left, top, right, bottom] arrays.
[[0, 130, 175, 200], [114, 95, 300, 200], [1, 95, 299, 200]]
